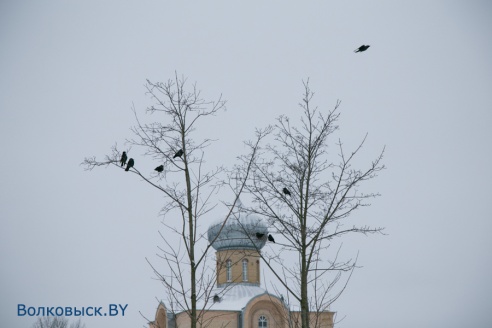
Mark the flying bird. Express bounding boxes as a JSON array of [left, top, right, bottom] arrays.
[[354, 45, 370, 53], [256, 232, 265, 239], [120, 151, 127, 167], [125, 158, 134, 171], [173, 149, 184, 159], [268, 234, 275, 243], [282, 187, 291, 196], [154, 165, 164, 173]]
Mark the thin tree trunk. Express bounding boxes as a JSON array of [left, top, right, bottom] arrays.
[[183, 139, 197, 328], [301, 246, 309, 328]]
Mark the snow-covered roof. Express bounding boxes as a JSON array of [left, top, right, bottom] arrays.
[[208, 205, 268, 251], [196, 284, 268, 311]]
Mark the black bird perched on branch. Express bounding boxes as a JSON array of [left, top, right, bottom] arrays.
[[173, 149, 183, 159], [354, 45, 370, 53], [268, 234, 275, 243], [125, 158, 134, 172], [154, 165, 164, 173], [282, 187, 291, 196], [256, 232, 265, 239], [120, 151, 127, 167]]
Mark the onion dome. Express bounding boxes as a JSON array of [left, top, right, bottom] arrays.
[[208, 200, 268, 251]]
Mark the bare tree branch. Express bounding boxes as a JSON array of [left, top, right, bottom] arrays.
[[236, 80, 385, 328], [83, 73, 268, 328]]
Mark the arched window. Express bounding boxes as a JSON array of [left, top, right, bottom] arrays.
[[242, 259, 248, 281], [258, 315, 268, 328], [226, 260, 232, 282]]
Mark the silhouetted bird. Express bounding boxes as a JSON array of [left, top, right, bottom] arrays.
[[155, 165, 164, 173], [282, 187, 291, 196], [125, 158, 134, 171], [173, 149, 184, 159], [256, 232, 265, 239], [354, 45, 370, 53], [120, 151, 127, 167], [268, 234, 275, 243]]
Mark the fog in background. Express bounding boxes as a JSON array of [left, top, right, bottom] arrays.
[[1, 1, 491, 327]]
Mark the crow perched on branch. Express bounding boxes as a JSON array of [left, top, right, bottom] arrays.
[[173, 149, 183, 159], [256, 232, 265, 239], [125, 158, 134, 171], [154, 165, 164, 173], [282, 187, 291, 196], [268, 234, 275, 243], [354, 45, 370, 53], [120, 151, 127, 167]]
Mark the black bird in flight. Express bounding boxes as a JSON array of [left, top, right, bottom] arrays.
[[155, 165, 164, 173], [120, 151, 127, 167], [354, 45, 370, 53], [256, 232, 265, 239], [173, 149, 184, 159], [125, 158, 134, 171], [282, 187, 291, 196], [268, 234, 275, 243]]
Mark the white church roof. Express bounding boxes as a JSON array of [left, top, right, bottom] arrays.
[[197, 284, 268, 311]]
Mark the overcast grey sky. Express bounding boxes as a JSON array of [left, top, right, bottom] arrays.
[[1, 1, 491, 327]]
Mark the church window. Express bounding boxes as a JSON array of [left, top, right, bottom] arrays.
[[258, 315, 268, 328], [242, 259, 248, 281], [256, 260, 260, 282], [226, 260, 232, 282]]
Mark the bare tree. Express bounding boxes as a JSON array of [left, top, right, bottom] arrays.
[[32, 317, 85, 328], [236, 80, 385, 328], [83, 73, 265, 328]]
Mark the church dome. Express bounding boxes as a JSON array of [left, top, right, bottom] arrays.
[[208, 202, 268, 251]]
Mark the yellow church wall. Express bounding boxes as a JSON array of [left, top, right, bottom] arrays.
[[149, 303, 167, 328], [175, 310, 238, 328], [289, 311, 335, 328], [216, 249, 261, 285], [243, 294, 289, 328]]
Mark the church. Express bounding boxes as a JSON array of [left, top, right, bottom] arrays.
[[149, 208, 335, 328]]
